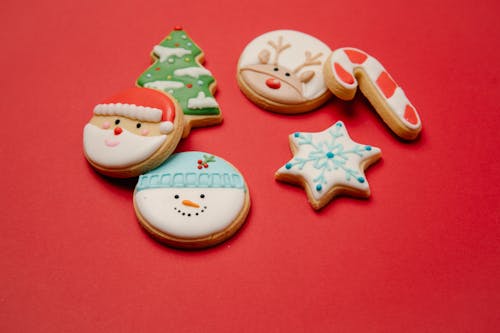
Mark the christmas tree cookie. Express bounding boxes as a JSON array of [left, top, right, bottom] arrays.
[[137, 27, 222, 137], [275, 121, 381, 210]]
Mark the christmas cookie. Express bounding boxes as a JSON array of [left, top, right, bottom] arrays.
[[323, 47, 422, 140], [275, 121, 381, 210], [237, 30, 332, 113], [83, 87, 184, 178], [137, 26, 222, 138], [134, 152, 250, 249]]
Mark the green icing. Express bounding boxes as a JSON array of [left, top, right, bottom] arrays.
[[137, 29, 220, 116]]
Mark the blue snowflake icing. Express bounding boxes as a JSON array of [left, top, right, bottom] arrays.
[[285, 122, 373, 192]]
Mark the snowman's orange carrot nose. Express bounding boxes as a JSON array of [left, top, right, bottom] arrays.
[[182, 199, 200, 208]]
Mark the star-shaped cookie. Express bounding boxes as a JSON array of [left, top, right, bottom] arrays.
[[275, 121, 381, 210]]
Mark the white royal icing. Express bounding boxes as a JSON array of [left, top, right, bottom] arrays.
[[83, 124, 166, 168], [153, 45, 192, 63], [238, 30, 331, 100], [135, 187, 245, 239], [276, 121, 381, 201], [173, 67, 212, 78], [187, 92, 219, 109], [93, 103, 163, 122], [144, 80, 184, 90]]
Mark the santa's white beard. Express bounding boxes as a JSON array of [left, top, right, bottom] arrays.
[[83, 124, 166, 168]]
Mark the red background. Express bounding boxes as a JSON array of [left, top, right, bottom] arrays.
[[1, 0, 499, 332]]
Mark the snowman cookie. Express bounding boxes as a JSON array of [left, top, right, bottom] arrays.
[[237, 30, 332, 113], [83, 87, 184, 178], [134, 152, 250, 249]]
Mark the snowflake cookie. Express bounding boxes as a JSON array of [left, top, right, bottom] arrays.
[[275, 121, 381, 210]]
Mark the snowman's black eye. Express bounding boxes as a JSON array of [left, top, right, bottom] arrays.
[[200, 194, 205, 199], [136, 123, 142, 128], [285, 72, 290, 76], [115, 119, 120, 125], [174, 195, 179, 199], [273, 67, 279, 71]]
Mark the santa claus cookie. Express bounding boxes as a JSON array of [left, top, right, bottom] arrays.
[[83, 87, 184, 178], [323, 47, 422, 140], [237, 30, 332, 113], [275, 121, 381, 210], [134, 152, 250, 249], [137, 26, 222, 138]]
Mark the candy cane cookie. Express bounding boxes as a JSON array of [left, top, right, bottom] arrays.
[[323, 48, 422, 140]]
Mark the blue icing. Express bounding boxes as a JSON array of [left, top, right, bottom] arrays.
[[286, 122, 374, 190], [136, 151, 245, 191]]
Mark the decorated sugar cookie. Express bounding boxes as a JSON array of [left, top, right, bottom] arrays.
[[83, 87, 184, 178], [324, 47, 422, 140], [275, 121, 381, 210], [237, 30, 332, 113], [137, 27, 222, 137], [134, 152, 250, 249]]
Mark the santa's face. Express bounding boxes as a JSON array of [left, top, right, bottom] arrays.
[[83, 115, 166, 168], [134, 187, 246, 239]]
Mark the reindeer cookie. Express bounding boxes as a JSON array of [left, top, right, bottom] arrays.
[[237, 30, 332, 113]]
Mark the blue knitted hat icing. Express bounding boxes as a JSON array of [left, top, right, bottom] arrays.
[[136, 152, 245, 191]]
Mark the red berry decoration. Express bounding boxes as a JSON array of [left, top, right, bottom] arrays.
[[196, 155, 216, 170]]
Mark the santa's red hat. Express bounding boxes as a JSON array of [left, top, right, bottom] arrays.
[[93, 87, 176, 134]]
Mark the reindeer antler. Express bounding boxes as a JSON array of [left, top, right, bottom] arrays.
[[293, 51, 323, 73], [267, 36, 291, 65]]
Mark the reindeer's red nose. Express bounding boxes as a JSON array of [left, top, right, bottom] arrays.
[[266, 78, 281, 89], [114, 127, 123, 135]]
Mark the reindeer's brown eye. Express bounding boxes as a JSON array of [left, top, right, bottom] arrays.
[[273, 67, 279, 71]]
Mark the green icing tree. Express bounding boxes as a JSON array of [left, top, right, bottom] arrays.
[[137, 27, 221, 117]]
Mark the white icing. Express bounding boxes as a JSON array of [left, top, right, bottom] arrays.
[[238, 30, 331, 100], [276, 122, 381, 201], [388, 88, 411, 117], [159, 121, 174, 134], [329, 47, 421, 129], [94, 103, 162, 122], [144, 81, 184, 90], [173, 67, 212, 78], [187, 92, 219, 109], [83, 124, 166, 168], [153, 45, 192, 62], [363, 56, 385, 83], [134, 188, 245, 238]]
